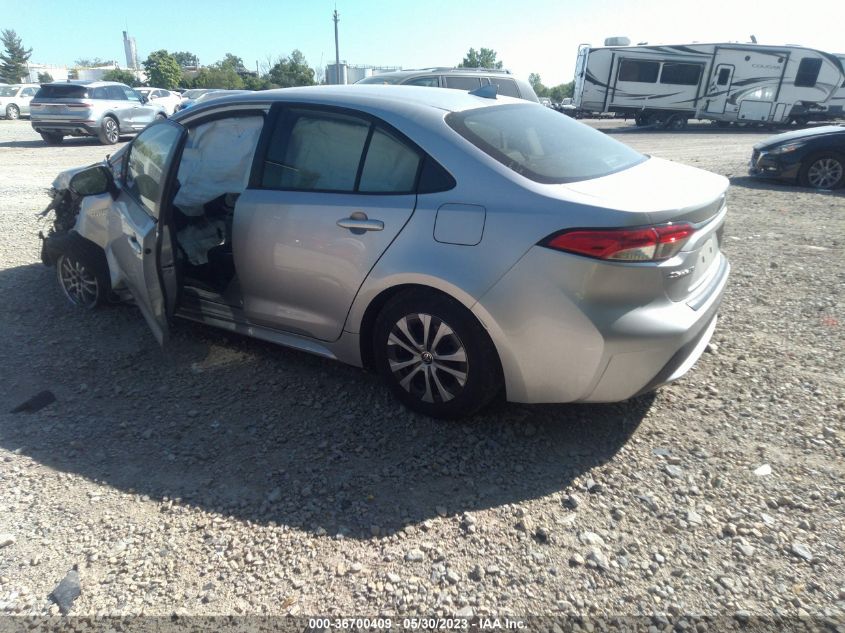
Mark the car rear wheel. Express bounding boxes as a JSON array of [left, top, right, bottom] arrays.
[[55, 236, 110, 309], [800, 153, 845, 190], [666, 114, 688, 131], [5, 104, 19, 120], [40, 132, 64, 145], [373, 289, 503, 419], [98, 116, 120, 145]]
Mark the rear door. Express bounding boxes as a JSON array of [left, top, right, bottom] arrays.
[[233, 104, 421, 341], [108, 121, 186, 343]]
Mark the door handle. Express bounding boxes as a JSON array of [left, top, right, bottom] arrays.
[[337, 211, 384, 232], [129, 235, 143, 254]]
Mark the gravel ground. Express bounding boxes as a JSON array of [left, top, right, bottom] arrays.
[[0, 118, 843, 623]]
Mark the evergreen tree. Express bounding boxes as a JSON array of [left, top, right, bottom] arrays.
[[0, 30, 33, 83]]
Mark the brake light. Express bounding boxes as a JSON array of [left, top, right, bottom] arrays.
[[542, 223, 694, 262]]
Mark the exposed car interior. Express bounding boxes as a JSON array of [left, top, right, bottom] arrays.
[[170, 114, 264, 306]]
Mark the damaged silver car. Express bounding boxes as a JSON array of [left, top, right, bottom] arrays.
[[39, 86, 729, 419]]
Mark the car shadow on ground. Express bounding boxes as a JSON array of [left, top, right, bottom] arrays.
[[730, 175, 845, 196], [0, 262, 653, 539]]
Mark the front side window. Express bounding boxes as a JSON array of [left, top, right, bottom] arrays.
[[447, 104, 646, 184], [121, 86, 141, 102], [126, 123, 184, 217], [444, 76, 482, 90], [404, 76, 439, 87], [618, 60, 659, 83], [795, 58, 822, 88], [660, 63, 702, 86]]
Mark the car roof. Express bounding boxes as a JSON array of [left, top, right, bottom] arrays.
[[366, 67, 514, 78], [176, 84, 526, 119]]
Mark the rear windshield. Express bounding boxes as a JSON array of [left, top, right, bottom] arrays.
[[356, 76, 403, 85], [35, 84, 89, 99], [446, 104, 646, 184]]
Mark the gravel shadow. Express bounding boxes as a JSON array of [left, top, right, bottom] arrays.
[[0, 262, 652, 539]]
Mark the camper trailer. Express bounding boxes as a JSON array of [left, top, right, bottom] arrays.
[[812, 54, 845, 121], [573, 42, 845, 128]]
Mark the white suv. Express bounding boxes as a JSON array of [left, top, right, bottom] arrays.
[[136, 88, 182, 116], [0, 84, 40, 119]]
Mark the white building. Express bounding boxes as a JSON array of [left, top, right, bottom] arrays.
[[24, 63, 69, 83], [326, 62, 401, 85]]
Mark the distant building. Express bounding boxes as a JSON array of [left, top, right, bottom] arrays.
[[326, 62, 401, 85], [24, 63, 69, 83], [123, 31, 139, 70], [75, 62, 146, 83]]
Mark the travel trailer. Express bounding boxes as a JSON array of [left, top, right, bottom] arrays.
[[573, 42, 845, 128]]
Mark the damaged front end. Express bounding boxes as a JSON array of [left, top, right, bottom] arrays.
[[38, 148, 126, 266]]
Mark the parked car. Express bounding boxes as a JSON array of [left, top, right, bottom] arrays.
[[749, 125, 845, 189], [180, 89, 252, 110], [136, 87, 182, 116], [30, 81, 166, 145], [176, 88, 224, 111], [356, 68, 539, 102], [38, 85, 729, 418], [0, 83, 39, 119]]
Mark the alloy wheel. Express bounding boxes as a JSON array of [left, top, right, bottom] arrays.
[[387, 313, 468, 404], [806, 157, 843, 189], [6, 105, 19, 120], [103, 118, 119, 143], [58, 255, 99, 308]]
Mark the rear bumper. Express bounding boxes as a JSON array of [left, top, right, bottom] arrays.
[[473, 246, 730, 404], [32, 120, 98, 137]]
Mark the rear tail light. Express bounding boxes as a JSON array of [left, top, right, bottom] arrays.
[[541, 223, 694, 262], [67, 102, 93, 109]]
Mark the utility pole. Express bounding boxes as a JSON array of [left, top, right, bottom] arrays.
[[333, 8, 342, 84]]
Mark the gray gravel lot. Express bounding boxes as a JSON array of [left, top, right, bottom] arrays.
[[0, 118, 843, 621]]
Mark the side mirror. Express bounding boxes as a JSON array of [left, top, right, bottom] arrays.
[[69, 165, 116, 198], [139, 95, 149, 104]]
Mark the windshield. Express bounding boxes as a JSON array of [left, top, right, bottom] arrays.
[[0, 86, 20, 97], [446, 104, 647, 184], [356, 76, 403, 85]]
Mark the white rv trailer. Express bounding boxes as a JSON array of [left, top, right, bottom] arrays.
[[813, 54, 845, 121], [573, 42, 845, 128]]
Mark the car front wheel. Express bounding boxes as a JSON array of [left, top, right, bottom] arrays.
[[54, 237, 110, 309], [800, 153, 845, 190], [373, 289, 503, 419]]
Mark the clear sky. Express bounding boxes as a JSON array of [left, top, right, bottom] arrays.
[[9, 0, 844, 86]]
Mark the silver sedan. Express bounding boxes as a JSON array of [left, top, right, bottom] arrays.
[[39, 85, 729, 418]]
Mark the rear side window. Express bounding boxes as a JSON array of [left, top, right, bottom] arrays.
[[486, 77, 520, 98], [660, 63, 702, 85], [795, 58, 822, 87], [21, 87, 37, 97], [35, 84, 89, 99], [358, 127, 421, 193], [447, 103, 646, 184], [618, 60, 659, 83], [444, 76, 482, 90]]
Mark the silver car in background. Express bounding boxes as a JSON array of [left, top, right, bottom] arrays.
[[30, 81, 166, 145], [0, 83, 39, 119], [38, 86, 729, 418]]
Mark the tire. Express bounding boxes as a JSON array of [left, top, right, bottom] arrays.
[[666, 114, 688, 131], [799, 153, 845, 190], [54, 236, 111, 309], [634, 113, 649, 127], [98, 115, 120, 145], [5, 104, 19, 120], [40, 131, 64, 145], [373, 289, 503, 419]]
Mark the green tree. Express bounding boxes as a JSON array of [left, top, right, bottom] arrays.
[[528, 73, 549, 97], [142, 50, 182, 89], [0, 30, 33, 83], [74, 57, 107, 68], [37, 71, 53, 83], [102, 68, 140, 87], [548, 81, 574, 102], [172, 51, 199, 67], [189, 63, 244, 89], [268, 50, 315, 87], [220, 53, 245, 72], [458, 47, 502, 69], [242, 75, 274, 91]]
